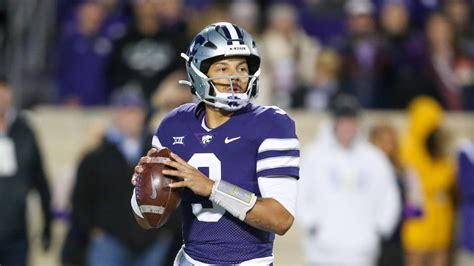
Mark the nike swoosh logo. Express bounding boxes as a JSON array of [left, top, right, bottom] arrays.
[[225, 136, 241, 144], [150, 172, 158, 199]]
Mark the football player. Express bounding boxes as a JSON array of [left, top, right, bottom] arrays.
[[131, 22, 300, 265]]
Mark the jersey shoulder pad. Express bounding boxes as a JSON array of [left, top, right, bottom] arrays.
[[256, 105, 296, 138], [160, 103, 197, 125]]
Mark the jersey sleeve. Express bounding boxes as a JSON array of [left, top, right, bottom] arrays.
[[256, 107, 300, 179], [152, 116, 170, 149], [152, 105, 188, 149], [152, 135, 163, 149]]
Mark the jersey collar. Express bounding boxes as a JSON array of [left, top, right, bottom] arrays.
[[194, 102, 252, 119]]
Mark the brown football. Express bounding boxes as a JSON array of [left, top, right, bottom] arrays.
[[135, 147, 181, 229]]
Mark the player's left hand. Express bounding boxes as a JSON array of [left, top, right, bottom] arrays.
[[162, 152, 214, 197]]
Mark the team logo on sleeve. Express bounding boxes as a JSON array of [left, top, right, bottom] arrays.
[[172, 136, 185, 145]]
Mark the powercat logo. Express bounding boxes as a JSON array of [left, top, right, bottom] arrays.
[[201, 135, 213, 144], [195, 133, 215, 147], [188, 35, 205, 57]]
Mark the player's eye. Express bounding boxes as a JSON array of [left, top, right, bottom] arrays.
[[238, 67, 249, 73]]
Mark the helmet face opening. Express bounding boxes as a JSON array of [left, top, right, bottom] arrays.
[[181, 22, 261, 111], [203, 74, 259, 111]]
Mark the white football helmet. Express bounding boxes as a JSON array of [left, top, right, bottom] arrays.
[[179, 22, 261, 111]]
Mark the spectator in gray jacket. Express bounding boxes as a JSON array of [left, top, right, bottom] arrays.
[[0, 76, 52, 266]]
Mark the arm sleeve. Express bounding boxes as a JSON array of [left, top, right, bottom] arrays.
[[152, 135, 162, 149], [258, 176, 297, 216], [256, 109, 300, 179], [374, 154, 402, 238], [151, 106, 183, 149]]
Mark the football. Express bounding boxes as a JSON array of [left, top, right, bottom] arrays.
[[135, 147, 181, 229]]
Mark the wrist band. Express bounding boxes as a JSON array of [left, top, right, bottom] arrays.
[[209, 180, 257, 221]]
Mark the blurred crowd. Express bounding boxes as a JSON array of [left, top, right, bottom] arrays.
[[0, 0, 474, 266], [297, 94, 472, 266], [0, 0, 474, 112]]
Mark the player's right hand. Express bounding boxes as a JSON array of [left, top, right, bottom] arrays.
[[131, 148, 158, 186]]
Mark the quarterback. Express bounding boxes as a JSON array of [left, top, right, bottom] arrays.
[[131, 22, 300, 265]]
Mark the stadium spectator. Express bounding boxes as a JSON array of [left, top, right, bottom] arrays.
[[1, 0, 56, 109], [424, 12, 474, 110], [373, 0, 440, 30], [442, 0, 474, 58], [297, 94, 400, 266], [0, 77, 52, 266], [55, 0, 127, 106], [439, 0, 474, 110], [455, 138, 474, 266], [453, 57, 474, 110], [297, 0, 347, 46], [291, 48, 341, 111], [155, 0, 187, 33], [259, 2, 320, 109], [57, 0, 129, 25], [370, 124, 407, 266], [107, 0, 186, 106], [228, 0, 260, 38], [400, 96, 455, 266], [338, 0, 387, 108], [377, 0, 431, 109], [66, 88, 179, 266]]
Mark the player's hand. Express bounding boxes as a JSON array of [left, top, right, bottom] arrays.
[[131, 148, 158, 186], [162, 152, 214, 197]]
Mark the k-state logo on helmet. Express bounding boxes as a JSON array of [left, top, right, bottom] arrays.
[[188, 35, 205, 57]]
